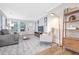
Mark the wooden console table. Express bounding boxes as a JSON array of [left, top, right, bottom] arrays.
[[34, 32, 42, 37]]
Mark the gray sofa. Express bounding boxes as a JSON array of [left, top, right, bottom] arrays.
[[0, 29, 19, 47]]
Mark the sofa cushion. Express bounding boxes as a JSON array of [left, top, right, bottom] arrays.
[[1, 29, 9, 35]]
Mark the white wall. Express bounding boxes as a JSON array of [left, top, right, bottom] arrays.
[[0, 9, 6, 17], [35, 16, 47, 32]]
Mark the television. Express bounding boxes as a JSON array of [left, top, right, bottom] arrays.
[[38, 26, 43, 33]]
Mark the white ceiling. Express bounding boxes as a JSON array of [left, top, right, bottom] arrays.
[[0, 3, 61, 21]]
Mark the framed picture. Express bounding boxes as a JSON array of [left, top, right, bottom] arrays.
[[44, 17, 47, 26], [37, 20, 39, 25]]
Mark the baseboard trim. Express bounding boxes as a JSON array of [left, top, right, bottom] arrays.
[[52, 42, 61, 47]]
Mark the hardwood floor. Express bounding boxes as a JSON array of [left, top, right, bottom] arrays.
[[0, 35, 52, 55], [35, 46, 79, 55]]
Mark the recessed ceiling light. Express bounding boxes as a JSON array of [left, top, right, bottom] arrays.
[[50, 13, 55, 16]]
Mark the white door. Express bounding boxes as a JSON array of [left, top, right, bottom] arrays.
[[48, 16, 60, 44]]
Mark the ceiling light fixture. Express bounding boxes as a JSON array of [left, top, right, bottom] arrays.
[[50, 13, 55, 16]]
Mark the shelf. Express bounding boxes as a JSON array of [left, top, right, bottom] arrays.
[[64, 37, 79, 40], [65, 29, 79, 32], [65, 20, 79, 23], [64, 9, 79, 16], [64, 38, 79, 53], [64, 8, 79, 53]]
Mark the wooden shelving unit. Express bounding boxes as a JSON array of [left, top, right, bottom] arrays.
[[63, 8, 79, 53], [64, 9, 79, 16], [65, 20, 79, 23], [65, 29, 79, 32]]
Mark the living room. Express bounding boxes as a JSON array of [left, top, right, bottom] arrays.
[[0, 3, 79, 55]]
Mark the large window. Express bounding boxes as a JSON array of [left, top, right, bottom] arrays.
[[20, 22, 26, 31], [0, 16, 6, 30], [12, 22, 18, 32]]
